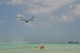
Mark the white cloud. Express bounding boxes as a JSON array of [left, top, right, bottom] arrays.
[[6, 0, 25, 4], [5, 0, 43, 4], [36, 21, 52, 28], [16, 14, 24, 22], [27, 0, 77, 15], [73, 4, 80, 15], [4, 0, 77, 15], [17, 14, 24, 17], [24, 0, 79, 27], [61, 15, 67, 21], [61, 15, 71, 21], [48, 15, 73, 24], [63, 3, 80, 21], [4, 0, 79, 27]]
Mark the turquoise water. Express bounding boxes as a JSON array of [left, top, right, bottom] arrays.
[[0, 44, 80, 53]]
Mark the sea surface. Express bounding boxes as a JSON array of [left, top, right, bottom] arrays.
[[0, 43, 80, 53]]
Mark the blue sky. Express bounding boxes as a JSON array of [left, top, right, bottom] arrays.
[[0, 0, 80, 43]]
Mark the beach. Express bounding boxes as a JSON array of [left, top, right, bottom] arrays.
[[0, 43, 80, 53]]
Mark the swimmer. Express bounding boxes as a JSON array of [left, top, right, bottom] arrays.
[[40, 43, 44, 49], [35, 47, 38, 48], [35, 47, 39, 50]]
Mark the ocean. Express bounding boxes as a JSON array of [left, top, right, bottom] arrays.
[[0, 43, 80, 53]]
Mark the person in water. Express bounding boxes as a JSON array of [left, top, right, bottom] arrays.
[[40, 43, 44, 49]]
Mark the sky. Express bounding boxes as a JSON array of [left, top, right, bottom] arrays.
[[0, 0, 80, 43]]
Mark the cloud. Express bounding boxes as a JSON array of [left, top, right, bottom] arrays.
[[4, 0, 79, 28], [6, 0, 26, 4], [61, 15, 75, 22], [16, 14, 24, 23], [23, 0, 79, 28], [4, 0, 43, 4], [26, 0, 77, 15], [62, 3, 80, 21], [36, 21, 52, 28], [72, 4, 80, 15], [17, 14, 24, 17]]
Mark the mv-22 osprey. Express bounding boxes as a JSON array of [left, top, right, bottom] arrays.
[[19, 16, 35, 23]]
